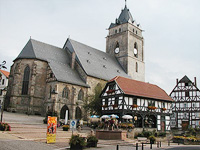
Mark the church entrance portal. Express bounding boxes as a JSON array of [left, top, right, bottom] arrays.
[[75, 107, 82, 119], [60, 105, 69, 119]]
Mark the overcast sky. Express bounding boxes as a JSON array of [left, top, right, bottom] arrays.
[[0, 0, 200, 94]]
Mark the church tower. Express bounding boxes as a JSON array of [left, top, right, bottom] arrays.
[[106, 3, 145, 82]]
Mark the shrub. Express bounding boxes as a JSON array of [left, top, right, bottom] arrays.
[[0, 122, 11, 131], [62, 125, 70, 131], [142, 130, 153, 138], [158, 132, 166, 137], [149, 135, 156, 144], [69, 134, 86, 147], [87, 135, 98, 143]]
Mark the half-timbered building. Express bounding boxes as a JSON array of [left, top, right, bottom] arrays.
[[101, 76, 174, 131], [170, 76, 200, 130]]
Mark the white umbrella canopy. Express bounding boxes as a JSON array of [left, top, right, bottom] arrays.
[[100, 115, 110, 119], [110, 114, 119, 118], [122, 115, 133, 119], [90, 115, 99, 118]]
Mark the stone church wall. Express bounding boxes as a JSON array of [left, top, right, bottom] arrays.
[[7, 59, 48, 115]]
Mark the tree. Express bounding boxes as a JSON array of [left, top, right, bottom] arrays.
[[84, 83, 103, 116]]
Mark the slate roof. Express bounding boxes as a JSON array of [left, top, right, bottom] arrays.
[[15, 39, 89, 87], [0, 69, 10, 78], [65, 39, 129, 81], [179, 75, 192, 83], [109, 5, 134, 29], [110, 76, 173, 102]]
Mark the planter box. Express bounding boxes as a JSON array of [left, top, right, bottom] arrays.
[[87, 141, 97, 147], [96, 130, 127, 140], [70, 144, 83, 150]]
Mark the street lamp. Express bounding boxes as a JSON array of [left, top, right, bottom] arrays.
[[51, 89, 58, 116], [1, 87, 7, 122]]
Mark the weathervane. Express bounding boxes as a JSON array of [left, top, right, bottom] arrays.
[[0, 61, 7, 69], [125, 0, 127, 6]]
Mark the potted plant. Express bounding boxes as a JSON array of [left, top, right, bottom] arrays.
[[161, 108, 167, 111], [149, 135, 156, 144], [87, 135, 98, 147], [131, 104, 138, 108], [62, 124, 70, 131], [112, 104, 118, 108], [69, 134, 86, 150], [102, 104, 108, 108]]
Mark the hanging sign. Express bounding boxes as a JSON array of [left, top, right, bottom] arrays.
[[47, 116, 57, 144]]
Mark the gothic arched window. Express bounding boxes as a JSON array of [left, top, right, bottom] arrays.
[[78, 89, 84, 100], [134, 42, 138, 58], [62, 87, 69, 99], [49, 86, 52, 98], [136, 62, 138, 72], [114, 42, 120, 54], [22, 66, 30, 95]]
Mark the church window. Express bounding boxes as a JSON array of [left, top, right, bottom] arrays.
[[134, 42, 138, 57], [50, 73, 53, 78], [62, 87, 69, 99], [49, 86, 52, 98], [119, 28, 121, 32], [133, 28, 134, 33], [22, 66, 30, 95], [115, 30, 117, 34], [136, 30, 138, 34], [136, 62, 138, 72], [0, 90, 2, 96], [115, 42, 120, 54], [78, 89, 84, 100]]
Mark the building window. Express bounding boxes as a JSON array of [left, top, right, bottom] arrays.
[[105, 98, 108, 105], [115, 97, 119, 105], [185, 91, 189, 97], [133, 28, 134, 33], [0, 90, 2, 96], [78, 89, 84, 100], [62, 87, 69, 99], [22, 66, 30, 95], [119, 28, 121, 32], [136, 30, 138, 34], [2, 79, 5, 85], [136, 62, 138, 72], [115, 30, 117, 34], [133, 98, 137, 105]]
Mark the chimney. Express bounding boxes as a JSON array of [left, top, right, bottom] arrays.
[[71, 52, 75, 69], [194, 77, 197, 86], [176, 79, 179, 85]]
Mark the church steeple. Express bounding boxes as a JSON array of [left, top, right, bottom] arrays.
[[106, 2, 145, 82]]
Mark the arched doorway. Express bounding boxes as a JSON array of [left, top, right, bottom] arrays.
[[75, 107, 82, 119], [60, 105, 69, 119], [145, 115, 157, 128]]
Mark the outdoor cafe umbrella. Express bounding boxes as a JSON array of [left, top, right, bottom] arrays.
[[90, 115, 99, 118], [122, 115, 133, 119], [110, 114, 119, 118], [100, 115, 110, 119]]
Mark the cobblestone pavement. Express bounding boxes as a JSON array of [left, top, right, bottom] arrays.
[[1, 112, 200, 150]]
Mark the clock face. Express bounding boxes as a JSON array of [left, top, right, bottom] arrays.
[[134, 48, 138, 55], [115, 47, 120, 54]]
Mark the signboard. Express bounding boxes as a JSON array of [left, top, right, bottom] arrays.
[[47, 116, 57, 144], [70, 120, 77, 130]]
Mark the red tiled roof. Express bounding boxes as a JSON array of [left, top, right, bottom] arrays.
[[111, 76, 173, 102], [0, 69, 10, 78]]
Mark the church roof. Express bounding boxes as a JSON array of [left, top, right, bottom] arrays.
[[110, 76, 173, 102], [109, 5, 134, 29], [15, 39, 89, 87], [65, 39, 129, 81]]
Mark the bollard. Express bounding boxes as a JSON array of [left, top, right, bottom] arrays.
[[168, 140, 170, 146], [160, 141, 161, 147], [116, 145, 119, 150], [142, 143, 144, 150], [150, 143, 152, 149], [136, 143, 138, 150]]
